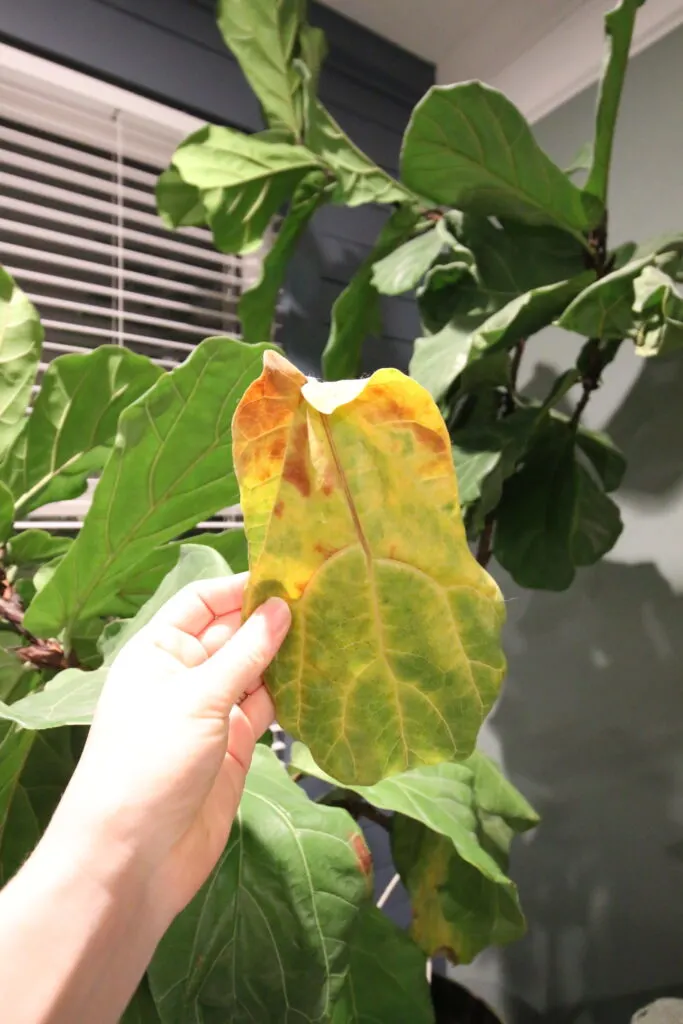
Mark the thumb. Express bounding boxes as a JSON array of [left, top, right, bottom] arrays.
[[193, 597, 291, 713]]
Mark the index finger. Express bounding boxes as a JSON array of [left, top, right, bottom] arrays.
[[149, 572, 249, 639]]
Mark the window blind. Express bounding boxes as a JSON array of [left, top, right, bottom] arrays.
[[0, 52, 261, 528]]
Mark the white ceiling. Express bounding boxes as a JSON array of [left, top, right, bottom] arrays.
[[321, 0, 683, 122]]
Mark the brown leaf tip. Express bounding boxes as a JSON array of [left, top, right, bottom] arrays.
[[350, 832, 373, 879]]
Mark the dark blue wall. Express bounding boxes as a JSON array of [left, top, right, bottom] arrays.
[[0, 0, 433, 375]]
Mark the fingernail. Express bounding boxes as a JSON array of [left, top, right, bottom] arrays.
[[262, 597, 291, 638]]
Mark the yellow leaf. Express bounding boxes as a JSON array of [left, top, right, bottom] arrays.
[[233, 351, 506, 784]]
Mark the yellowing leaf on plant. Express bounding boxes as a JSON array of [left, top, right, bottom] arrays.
[[233, 351, 506, 785]]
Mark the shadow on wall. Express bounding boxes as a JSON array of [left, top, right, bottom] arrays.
[[489, 355, 683, 1023]]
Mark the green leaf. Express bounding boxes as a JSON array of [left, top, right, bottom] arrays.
[[3, 545, 231, 730], [572, 463, 623, 566], [0, 269, 43, 456], [0, 482, 14, 543], [452, 442, 504, 507], [7, 530, 72, 567], [121, 978, 162, 1024], [171, 126, 320, 253], [3, 347, 162, 517], [391, 752, 537, 964], [576, 428, 626, 491], [149, 746, 370, 1024], [584, 0, 645, 202], [0, 646, 35, 702], [476, 272, 596, 353], [371, 223, 448, 297], [306, 96, 414, 207], [107, 529, 248, 617], [409, 314, 486, 403], [400, 84, 600, 239], [25, 338, 270, 639], [322, 207, 419, 380], [632, 266, 683, 357], [331, 905, 434, 1024], [299, 22, 327, 88], [239, 170, 330, 344], [494, 422, 578, 590], [564, 140, 594, 178], [217, 0, 306, 138], [0, 727, 74, 884], [557, 256, 652, 338], [155, 168, 206, 229], [235, 353, 507, 784]]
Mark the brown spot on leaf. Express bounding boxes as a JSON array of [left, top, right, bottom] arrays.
[[282, 422, 311, 497], [313, 542, 339, 559], [407, 422, 447, 454], [350, 832, 373, 878], [273, 501, 284, 519], [268, 434, 286, 462]]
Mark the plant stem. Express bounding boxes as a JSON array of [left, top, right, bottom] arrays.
[[328, 793, 393, 831], [475, 513, 495, 568], [0, 568, 75, 671]]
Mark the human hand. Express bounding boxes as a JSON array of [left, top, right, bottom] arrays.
[[52, 573, 291, 928]]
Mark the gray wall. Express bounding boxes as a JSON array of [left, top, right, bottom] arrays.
[[452, 23, 683, 1024], [0, 0, 429, 376]]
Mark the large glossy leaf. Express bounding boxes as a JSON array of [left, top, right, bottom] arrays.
[[400, 84, 600, 239], [0, 269, 43, 455], [233, 351, 506, 784], [25, 338, 270, 639], [4, 545, 231, 730], [391, 752, 537, 964], [149, 746, 370, 1024], [331, 905, 434, 1024], [585, 0, 645, 202], [0, 726, 74, 884], [156, 168, 206, 230], [494, 422, 578, 590], [477, 272, 595, 352], [371, 223, 451, 297], [572, 463, 623, 566], [575, 428, 626, 492], [239, 170, 330, 344], [409, 314, 487, 403], [171, 126, 320, 254], [108, 530, 248, 617], [306, 96, 413, 207], [2, 347, 161, 517], [217, 0, 305, 138], [557, 256, 651, 338], [322, 207, 419, 381]]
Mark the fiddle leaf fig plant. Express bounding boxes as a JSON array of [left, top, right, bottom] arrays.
[[0, 0, 672, 1019]]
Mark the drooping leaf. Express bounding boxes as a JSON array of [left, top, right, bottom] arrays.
[[575, 428, 626, 491], [400, 84, 600, 239], [107, 529, 248, 617], [0, 269, 43, 456], [3, 545, 232, 731], [0, 726, 74, 884], [25, 339, 270, 639], [494, 421, 578, 590], [391, 752, 538, 964], [239, 169, 330, 344], [372, 223, 450, 297], [584, 0, 645, 202], [7, 530, 72, 567], [0, 482, 14, 543], [572, 463, 623, 566], [557, 256, 651, 338], [322, 207, 420, 380], [2, 347, 162, 517], [233, 352, 506, 784], [149, 746, 370, 1024], [306, 96, 413, 207], [331, 905, 434, 1024], [171, 126, 320, 253], [564, 140, 594, 178], [409, 314, 486, 403], [155, 168, 206, 229]]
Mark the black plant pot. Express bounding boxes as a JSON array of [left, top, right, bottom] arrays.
[[431, 973, 503, 1024]]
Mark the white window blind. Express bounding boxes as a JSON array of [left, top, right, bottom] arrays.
[[0, 47, 261, 528]]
